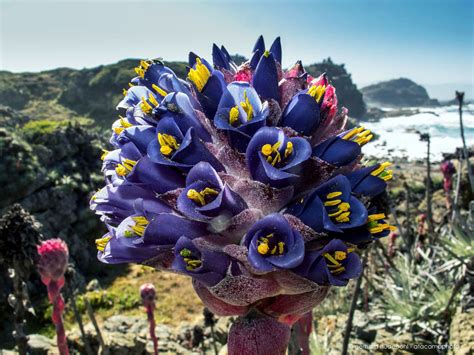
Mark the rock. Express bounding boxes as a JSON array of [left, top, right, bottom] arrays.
[[26, 334, 55, 355], [106, 331, 146, 355], [361, 78, 439, 108], [104, 315, 145, 334]]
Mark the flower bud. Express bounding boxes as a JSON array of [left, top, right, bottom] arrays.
[[37, 239, 69, 283]]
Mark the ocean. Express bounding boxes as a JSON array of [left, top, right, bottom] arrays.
[[360, 103, 474, 162]]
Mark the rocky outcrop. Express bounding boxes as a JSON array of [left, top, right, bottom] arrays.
[[361, 78, 439, 108]]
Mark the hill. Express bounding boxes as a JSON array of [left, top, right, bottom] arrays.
[[361, 78, 439, 108], [0, 57, 366, 126]]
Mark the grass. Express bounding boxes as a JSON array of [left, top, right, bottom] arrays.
[[64, 265, 204, 331]]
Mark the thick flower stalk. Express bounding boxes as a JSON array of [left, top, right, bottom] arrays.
[[37, 239, 69, 355], [91, 35, 395, 352], [140, 283, 158, 355]]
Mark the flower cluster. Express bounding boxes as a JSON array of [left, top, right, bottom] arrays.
[[91, 36, 395, 325]]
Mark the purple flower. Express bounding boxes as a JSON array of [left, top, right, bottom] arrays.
[[187, 55, 226, 118], [214, 82, 269, 152], [172, 236, 230, 287], [152, 92, 210, 142], [147, 116, 224, 172], [294, 239, 362, 286], [243, 213, 305, 272], [346, 162, 392, 198], [177, 162, 247, 221], [339, 209, 396, 245], [280, 88, 324, 136], [286, 175, 368, 233], [246, 127, 311, 188], [252, 50, 280, 101]]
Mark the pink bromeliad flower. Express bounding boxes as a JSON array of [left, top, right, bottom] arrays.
[[37, 239, 69, 355]]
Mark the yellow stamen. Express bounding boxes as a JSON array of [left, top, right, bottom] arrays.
[[158, 133, 180, 156], [324, 199, 342, 207], [187, 187, 219, 206], [187, 58, 211, 92], [334, 251, 347, 261], [261, 144, 273, 156], [336, 211, 351, 223], [278, 241, 285, 255], [323, 253, 340, 266], [95, 236, 111, 252], [332, 266, 345, 274], [119, 116, 133, 129], [129, 215, 149, 237], [229, 106, 240, 125], [148, 93, 159, 107], [152, 84, 168, 97], [240, 90, 254, 121], [284, 141, 293, 158], [114, 127, 125, 135], [307, 85, 327, 103], [327, 191, 342, 199], [342, 126, 364, 140], [100, 149, 109, 161], [367, 213, 386, 222], [258, 242, 270, 255], [140, 96, 153, 114], [122, 88, 128, 96]]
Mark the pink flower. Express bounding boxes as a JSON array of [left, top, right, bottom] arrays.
[[37, 239, 69, 284]]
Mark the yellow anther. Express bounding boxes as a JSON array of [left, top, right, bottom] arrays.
[[307, 85, 327, 103], [152, 84, 168, 97], [284, 141, 293, 158], [119, 117, 133, 129], [100, 149, 109, 161], [278, 241, 285, 255], [129, 215, 149, 237], [229, 106, 240, 125], [187, 58, 211, 92], [323, 253, 341, 266], [187, 187, 219, 206], [324, 199, 342, 207], [336, 211, 351, 223], [327, 191, 342, 199], [263, 50, 270, 58], [132, 216, 148, 225], [367, 213, 386, 222], [258, 242, 270, 255], [331, 266, 345, 274], [334, 251, 347, 261], [95, 236, 111, 252], [140, 96, 153, 113], [342, 126, 364, 140], [140, 60, 150, 69], [240, 90, 254, 121], [160, 145, 173, 156], [338, 202, 350, 211], [148, 93, 159, 107], [134, 67, 144, 78], [158, 133, 180, 156], [114, 127, 125, 135], [122, 88, 128, 96], [128, 83, 134, 88], [115, 164, 128, 176], [370, 162, 392, 176], [261, 144, 273, 156]]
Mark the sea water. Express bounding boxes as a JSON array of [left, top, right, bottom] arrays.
[[360, 104, 474, 162]]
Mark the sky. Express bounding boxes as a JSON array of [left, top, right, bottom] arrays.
[[1, 0, 473, 99]]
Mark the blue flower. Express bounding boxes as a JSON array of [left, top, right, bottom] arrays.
[[214, 82, 269, 152], [187, 55, 226, 118], [252, 51, 280, 101], [293, 239, 362, 286], [177, 162, 247, 221], [246, 127, 311, 187], [147, 116, 224, 172], [346, 162, 393, 198], [172, 236, 230, 287], [242, 213, 305, 272], [286, 175, 368, 233]]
